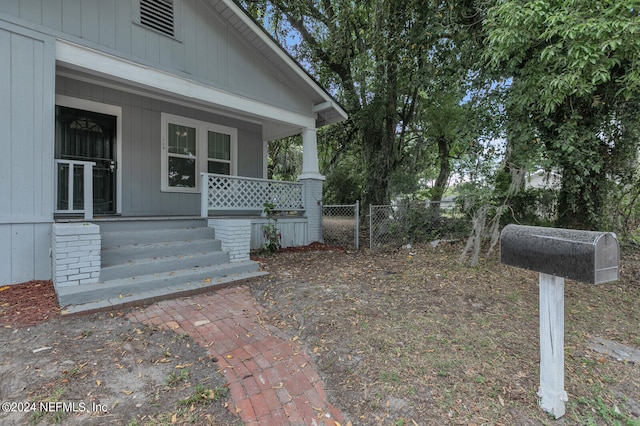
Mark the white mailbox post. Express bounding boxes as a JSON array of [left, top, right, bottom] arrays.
[[500, 225, 619, 418]]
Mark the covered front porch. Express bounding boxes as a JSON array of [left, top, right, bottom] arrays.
[[52, 169, 323, 314], [54, 168, 319, 248]]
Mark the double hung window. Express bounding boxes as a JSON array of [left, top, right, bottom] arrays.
[[161, 113, 237, 192]]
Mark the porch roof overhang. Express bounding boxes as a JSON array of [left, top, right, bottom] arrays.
[[54, 0, 351, 139], [55, 38, 345, 141]]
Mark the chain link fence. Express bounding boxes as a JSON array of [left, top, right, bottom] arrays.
[[322, 202, 359, 250], [368, 200, 470, 252]]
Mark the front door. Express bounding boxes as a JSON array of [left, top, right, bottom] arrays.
[[55, 106, 117, 215]]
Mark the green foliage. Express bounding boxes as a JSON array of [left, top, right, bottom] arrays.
[[268, 136, 302, 181], [483, 0, 640, 230], [242, 0, 640, 236], [383, 200, 471, 246], [506, 187, 558, 227], [240, 0, 487, 207], [165, 368, 189, 387], [261, 203, 281, 254]]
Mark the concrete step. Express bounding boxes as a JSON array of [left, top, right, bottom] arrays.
[[58, 261, 263, 308], [101, 239, 222, 266], [60, 269, 269, 316], [101, 227, 216, 249], [93, 218, 207, 233], [100, 251, 230, 281]]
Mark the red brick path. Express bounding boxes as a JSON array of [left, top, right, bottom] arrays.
[[127, 286, 345, 425]]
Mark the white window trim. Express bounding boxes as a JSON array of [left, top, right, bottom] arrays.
[[161, 112, 237, 193]]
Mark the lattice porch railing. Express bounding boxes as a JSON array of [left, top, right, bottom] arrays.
[[200, 173, 305, 216]]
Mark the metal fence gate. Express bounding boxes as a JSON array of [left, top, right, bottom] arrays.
[[322, 202, 359, 250]]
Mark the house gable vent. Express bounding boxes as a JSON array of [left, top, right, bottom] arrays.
[[140, 0, 174, 37]]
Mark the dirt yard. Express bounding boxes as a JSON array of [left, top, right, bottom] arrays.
[[1, 242, 639, 425]]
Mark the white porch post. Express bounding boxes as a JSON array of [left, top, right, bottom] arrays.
[[298, 127, 324, 244], [538, 273, 568, 418], [299, 128, 322, 179]]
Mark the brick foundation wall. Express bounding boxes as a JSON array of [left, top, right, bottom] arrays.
[[207, 219, 251, 262], [51, 223, 101, 287]]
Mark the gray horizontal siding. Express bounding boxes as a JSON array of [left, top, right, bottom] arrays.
[[0, 0, 312, 115], [57, 75, 264, 217]]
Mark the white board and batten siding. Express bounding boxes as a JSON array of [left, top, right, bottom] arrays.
[[250, 217, 308, 250], [0, 21, 55, 285]]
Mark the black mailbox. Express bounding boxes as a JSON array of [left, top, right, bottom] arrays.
[[500, 224, 619, 284]]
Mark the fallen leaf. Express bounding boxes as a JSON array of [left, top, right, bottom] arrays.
[[96, 380, 102, 386], [0, 286, 9, 291], [122, 389, 133, 395]]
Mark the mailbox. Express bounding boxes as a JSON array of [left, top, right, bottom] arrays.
[[500, 224, 620, 418], [500, 224, 619, 284]]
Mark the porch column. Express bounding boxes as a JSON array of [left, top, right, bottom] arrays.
[[298, 128, 324, 244], [299, 128, 323, 180]]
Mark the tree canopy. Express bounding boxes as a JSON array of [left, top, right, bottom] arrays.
[[483, 0, 640, 230], [241, 0, 640, 237], [241, 0, 486, 208]]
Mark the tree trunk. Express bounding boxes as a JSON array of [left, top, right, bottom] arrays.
[[430, 136, 452, 217]]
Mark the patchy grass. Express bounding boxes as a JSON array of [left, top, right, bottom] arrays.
[[250, 242, 640, 425]]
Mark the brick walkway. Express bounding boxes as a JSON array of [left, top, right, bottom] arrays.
[[127, 285, 345, 425]]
